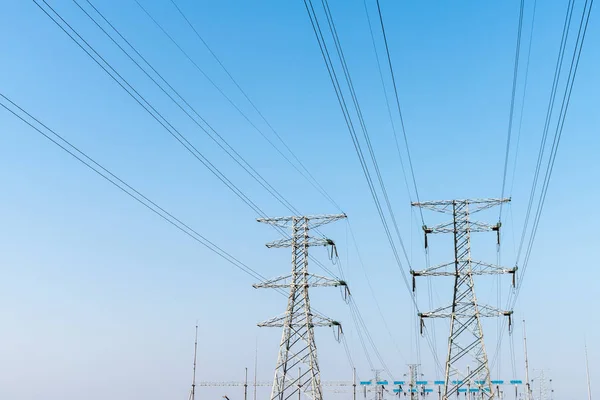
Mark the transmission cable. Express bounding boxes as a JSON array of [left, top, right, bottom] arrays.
[[373, 0, 424, 225], [0, 92, 285, 296], [491, 0, 594, 369], [165, 0, 344, 214], [499, 0, 525, 220], [36, 0, 340, 281]]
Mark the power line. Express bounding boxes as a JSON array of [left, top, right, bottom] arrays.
[[0, 92, 280, 293], [303, 0, 415, 307], [499, 0, 525, 221], [361, 0, 415, 214], [491, 0, 594, 370], [303, 0, 443, 374], [76, 0, 300, 218], [2, 91, 353, 370], [509, 0, 539, 197], [165, 0, 344, 213], [514, 0, 594, 307], [373, 0, 424, 225], [36, 0, 341, 281]]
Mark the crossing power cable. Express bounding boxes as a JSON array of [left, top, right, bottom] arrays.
[[373, 0, 424, 225], [1, 91, 351, 354], [509, 0, 539, 197], [492, 0, 594, 370], [79, 0, 342, 274], [304, 0, 443, 374], [361, 0, 414, 213], [303, 0, 416, 307], [492, 0, 577, 370], [499, 0, 525, 221], [513, 0, 593, 309], [31, 0, 396, 376], [0, 92, 283, 295], [36, 0, 340, 280], [165, 0, 344, 214]]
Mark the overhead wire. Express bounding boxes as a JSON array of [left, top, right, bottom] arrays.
[[499, 0, 526, 221], [304, 0, 446, 374], [165, 0, 344, 214], [514, 0, 593, 307], [32, 0, 408, 379], [2, 92, 354, 368], [0, 92, 286, 296], [303, 0, 417, 312], [361, 0, 414, 210], [509, 0, 539, 197], [373, 0, 424, 225], [37, 0, 341, 281], [491, 0, 594, 370]]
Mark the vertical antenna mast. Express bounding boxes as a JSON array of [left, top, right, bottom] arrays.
[[245, 368, 249, 400], [189, 324, 199, 400], [586, 340, 592, 400], [254, 339, 258, 400], [523, 321, 531, 400]]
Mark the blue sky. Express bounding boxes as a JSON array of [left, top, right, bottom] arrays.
[[1, 1, 598, 399]]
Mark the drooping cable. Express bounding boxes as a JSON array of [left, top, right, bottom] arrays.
[[36, 0, 341, 281], [0, 92, 286, 297], [165, 0, 344, 214], [373, 0, 424, 225], [499, 0, 526, 221]]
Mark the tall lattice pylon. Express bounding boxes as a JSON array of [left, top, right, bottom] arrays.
[[411, 199, 516, 400], [254, 214, 348, 400]]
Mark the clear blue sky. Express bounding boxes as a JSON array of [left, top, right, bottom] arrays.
[[1, 1, 598, 399]]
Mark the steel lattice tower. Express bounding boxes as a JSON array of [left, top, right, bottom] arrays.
[[254, 214, 347, 400], [411, 199, 516, 400]]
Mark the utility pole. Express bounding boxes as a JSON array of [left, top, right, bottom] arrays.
[[353, 368, 357, 400], [411, 199, 515, 400], [254, 214, 348, 400], [189, 324, 198, 400], [586, 341, 592, 400], [254, 339, 258, 400], [245, 368, 249, 400], [523, 321, 531, 400]]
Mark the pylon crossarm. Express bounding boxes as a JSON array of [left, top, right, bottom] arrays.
[[265, 237, 335, 249], [424, 220, 500, 234], [253, 274, 346, 289], [412, 261, 516, 277], [257, 311, 339, 328], [420, 304, 511, 319], [412, 198, 510, 214], [257, 214, 347, 229]]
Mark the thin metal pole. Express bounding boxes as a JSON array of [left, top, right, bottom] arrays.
[[586, 341, 592, 400], [353, 368, 357, 400], [254, 339, 258, 400], [299, 368, 302, 400], [245, 367, 248, 400], [523, 321, 531, 400], [191, 323, 198, 400]]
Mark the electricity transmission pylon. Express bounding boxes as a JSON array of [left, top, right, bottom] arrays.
[[254, 214, 348, 400], [411, 199, 516, 400]]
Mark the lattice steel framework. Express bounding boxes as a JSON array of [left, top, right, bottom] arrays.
[[254, 214, 347, 400], [411, 199, 515, 400]]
